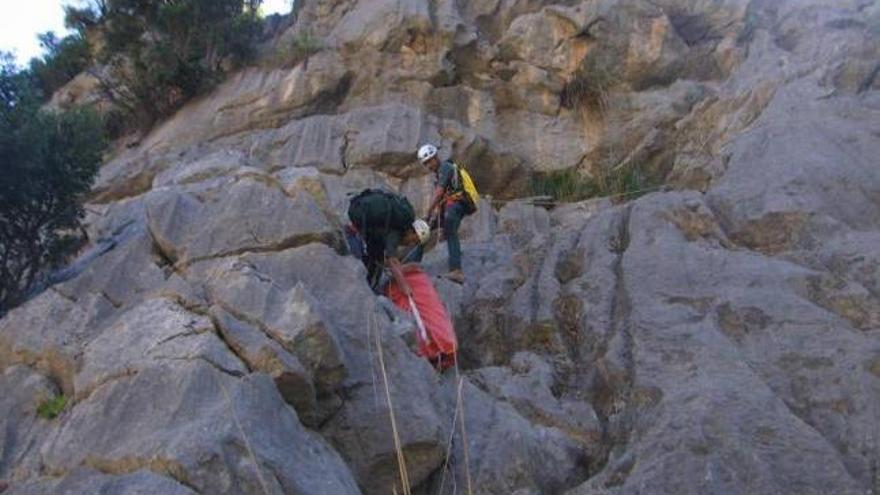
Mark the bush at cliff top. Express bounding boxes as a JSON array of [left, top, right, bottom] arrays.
[[0, 54, 106, 315], [83, 0, 264, 127]]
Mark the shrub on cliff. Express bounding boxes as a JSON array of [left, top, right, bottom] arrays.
[[532, 165, 659, 204], [84, 0, 264, 127], [0, 54, 106, 314]]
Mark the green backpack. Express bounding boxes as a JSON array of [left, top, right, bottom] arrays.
[[347, 189, 415, 233]]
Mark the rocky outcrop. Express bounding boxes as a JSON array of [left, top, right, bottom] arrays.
[[42, 363, 360, 495], [8, 468, 196, 495], [2, 0, 879, 494]]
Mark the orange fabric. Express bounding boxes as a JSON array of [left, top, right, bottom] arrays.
[[386, 265, 457, 370]]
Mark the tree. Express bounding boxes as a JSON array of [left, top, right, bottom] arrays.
[[0, 53, 106, 314], [93, 0, 264, 125], [64, 1, 109, 33], [28, 31, 92, 98]]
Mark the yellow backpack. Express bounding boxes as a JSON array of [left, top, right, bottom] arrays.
[[452, 162, 480, 213]]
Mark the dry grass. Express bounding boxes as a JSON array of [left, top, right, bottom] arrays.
[[532, 165, 660, 204]]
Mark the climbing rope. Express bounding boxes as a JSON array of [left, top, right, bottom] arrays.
[[487, 185, 666, 208], [437, 377, 460, 495], [366, 305, 381, 410], [454, 359, 474, 495], [436, 356, 474, 495], [371, 309, 413, 495], [369, 280, 474, 495]]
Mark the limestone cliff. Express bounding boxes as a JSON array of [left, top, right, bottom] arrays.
[[1, 0, 879, 494]]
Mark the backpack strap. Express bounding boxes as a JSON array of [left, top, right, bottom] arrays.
[[444, 162, 466, 203]]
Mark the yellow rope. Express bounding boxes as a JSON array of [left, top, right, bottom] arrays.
[[372, 310, 413, 495]]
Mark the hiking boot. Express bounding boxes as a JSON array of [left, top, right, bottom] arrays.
[[443, 269, 465, 284]]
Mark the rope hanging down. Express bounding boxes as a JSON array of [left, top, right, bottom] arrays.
[[370, 287, 473, 495], [371, 309, 413, 495], [437, 363, 474, 495]]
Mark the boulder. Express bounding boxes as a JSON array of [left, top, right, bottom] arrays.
[[54, 231, 167, 310], [248, 113, 345, 174], [0, 366, 56, 482], [152, 149, 253, 188], [320, 337, 448, 494], [428, 380, 587, 495], [194, 244, 450, 493], [209, 306, 319, 426], [91, 150, 169, 204], [329, 0, 431, 50], [41, 362, 361, 495], [341, 104, 435, 177], [202, 259, 347, 395], [140, 52, 352, 152], [0, 290, 115, 395], [566, 191, 880, 493], [470, 352, 603, 451], [498, 5, 593, 74], [6, 469, 195, 495], [146, 175, 338, 266], [707, 81, 880, 255], [494, 109, 593, 172], [74, 297, 246, 400]]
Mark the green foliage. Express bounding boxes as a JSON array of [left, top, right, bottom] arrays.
[[532, 165, 659, 204], [64, 3, 104, 33], [36, 394, 68, 419], [100, 106, 130, 140], [28, 32, 92, 98], [0, 54, 106, 314], [95, 0, 264, 126]]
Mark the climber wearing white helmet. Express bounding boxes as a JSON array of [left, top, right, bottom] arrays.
[[419, 143, 472, 284], [346, 189, 430, 295]]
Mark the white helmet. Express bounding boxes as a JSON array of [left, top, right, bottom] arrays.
[[412, 219, 431, 244], [417, 144, 438, 164]]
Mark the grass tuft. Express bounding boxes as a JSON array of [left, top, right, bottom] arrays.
[[36, 394, 68, 420], [532, 165, 659, 204], [560, 49, 620, 112]]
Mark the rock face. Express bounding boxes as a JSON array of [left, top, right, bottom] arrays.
[[2, 0, 880, 494]]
